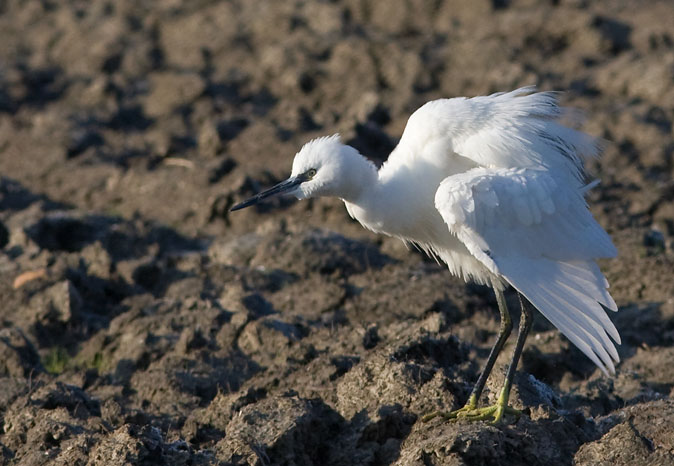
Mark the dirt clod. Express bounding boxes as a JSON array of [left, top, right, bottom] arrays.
[[1, 0, 673, 464]]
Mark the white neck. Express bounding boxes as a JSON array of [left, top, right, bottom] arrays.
[[343, 151, 450, 245], [334, 147, 379, 203]]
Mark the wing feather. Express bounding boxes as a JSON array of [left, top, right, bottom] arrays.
[[390, 86, 599, 186], [435, 168, 620, 373], [511, 267, 615, 374]]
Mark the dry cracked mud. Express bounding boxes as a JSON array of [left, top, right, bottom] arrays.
[[1, 0, 673, 465]]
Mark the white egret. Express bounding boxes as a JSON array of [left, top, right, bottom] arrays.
[[231, 87, 619, 423]]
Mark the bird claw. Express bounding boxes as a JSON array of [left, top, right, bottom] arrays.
[[422, 403, 522, 424]]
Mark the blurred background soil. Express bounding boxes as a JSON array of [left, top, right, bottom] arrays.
[[0, 0, 673, 464]]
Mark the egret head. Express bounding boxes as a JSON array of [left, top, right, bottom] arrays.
[[231, 134, 375, 211]]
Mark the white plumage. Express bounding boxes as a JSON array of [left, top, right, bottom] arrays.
[[435, 167, 619, 373], [232, 87, 620, 420]]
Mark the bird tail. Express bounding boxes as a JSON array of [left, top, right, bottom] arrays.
[[499, 257, 620, 375]]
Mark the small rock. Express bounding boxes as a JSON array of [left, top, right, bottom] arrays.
[[89, 424, 193, 466], [101, 398, 124, 426], [216, 395, 343, 464], [237, 317, 308, 366], [30, 280, 83, 325], [0, 327, 40, 377], [175, 328, 208, 355], [575, 400, 674, 465], [31, 381, 101, 417], [215, 310, 249, 349], [337, 352, 439, 420], [80, 241, 113, 279]]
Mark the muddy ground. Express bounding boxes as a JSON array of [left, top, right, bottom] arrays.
[[0, 0, 673, 465]]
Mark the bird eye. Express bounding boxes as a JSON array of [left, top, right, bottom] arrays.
[[306, 168, 317, 179]]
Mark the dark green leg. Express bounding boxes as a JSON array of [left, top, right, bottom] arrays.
[[465, 289, 514, 407], [423, 292, 534, 424], [422, 288, 513, 422], [491, 293, 533, 422]]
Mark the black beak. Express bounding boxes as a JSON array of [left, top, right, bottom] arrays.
[[230, 175, 304, 211]]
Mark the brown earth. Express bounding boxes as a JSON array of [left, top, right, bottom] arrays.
[[1, 0, 673, 465]]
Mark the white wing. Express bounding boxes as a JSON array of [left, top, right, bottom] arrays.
[[389, 87, 599, 185], [435, 167, 619, 374]]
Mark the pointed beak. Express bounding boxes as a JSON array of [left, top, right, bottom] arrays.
[[230, 175, 304, 212]]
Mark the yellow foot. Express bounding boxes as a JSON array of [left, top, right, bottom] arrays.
[[422, 403, 521, 424], [422, 393, 478, 423], [422, 389, 522, 424]]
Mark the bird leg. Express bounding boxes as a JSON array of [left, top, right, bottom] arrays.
[[422, 288, 513, 423], [439, 293, 533, 423], [490, 293, 533, 423]]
